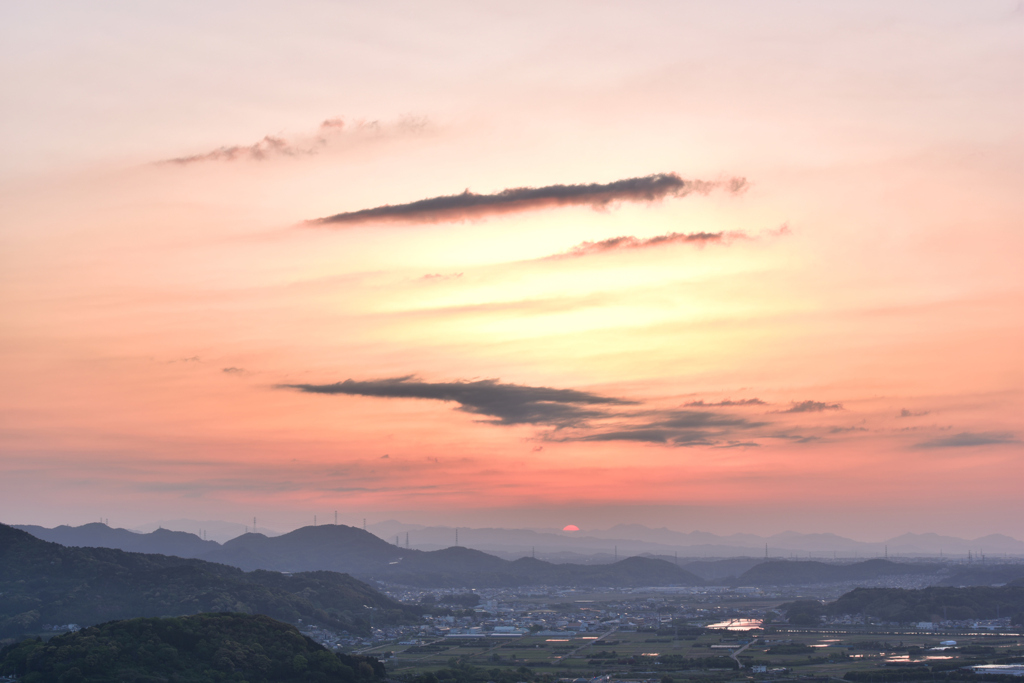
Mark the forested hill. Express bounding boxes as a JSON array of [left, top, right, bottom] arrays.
[[0, 524, 417, 639], [829, 585, 1024, 623], [780, 585, 1024, 625], [0, 612, 387, 683], [732, 558, 938, 586]]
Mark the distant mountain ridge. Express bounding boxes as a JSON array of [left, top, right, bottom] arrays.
[[16, 522, 217, 559], [14, 522, 1024, 590], [133, 518, 281, 543], [14, 522, 705, 588], [732, 558, 940, 586], [202, 525, 707, 588], [57, 519, 1024, 559], [364, 521, 1024, 558]]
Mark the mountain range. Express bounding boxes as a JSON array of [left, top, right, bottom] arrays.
[[0, 523, 416, 639], [89, 518, 1024, 559], [14, 522, 703, 588], [14, 522, 1024, 590], [365, 521, 1024, 559], [181, 524, 707, 588]]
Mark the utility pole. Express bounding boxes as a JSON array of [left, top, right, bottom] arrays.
[[335, 511, 338, 525], [406, 531, 409, 549], [455, 528, 459, 546]]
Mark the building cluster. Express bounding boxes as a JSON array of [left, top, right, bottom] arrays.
[[298, 583, 1021, 654], [294, 585, 787, 652]]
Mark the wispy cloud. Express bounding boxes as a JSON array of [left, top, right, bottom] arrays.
[[780, 400, 843, 413], [566, 409, 768, 447], [898, 408, 929, 418], [279, 376, 635, 427], [549, 231, 734, 259], [159, 115, 428, 165], [307, 173, 747, 226], [533, 221, 791, 262], [685, 398, 766, 407], [912, 431, 1019, 449]]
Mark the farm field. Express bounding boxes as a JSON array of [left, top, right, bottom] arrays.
[[366, 626, 1023, 681]]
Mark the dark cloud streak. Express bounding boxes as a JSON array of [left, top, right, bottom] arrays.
[[551, 409, 767, 447], [781, 400, 843, 413], [278, 376, 864, 449], [309, 173, 747, 226], [280, 376, 634, 427], [912, 431, 1019, 449]]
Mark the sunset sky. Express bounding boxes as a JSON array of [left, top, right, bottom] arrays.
[[1, 1, 1021, 540]]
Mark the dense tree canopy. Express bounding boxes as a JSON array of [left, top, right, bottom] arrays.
[[0, 612, 387, 683], [827, 586, 1024, 623]]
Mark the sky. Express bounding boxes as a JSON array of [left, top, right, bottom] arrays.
[[1, 1, 1021, 541]]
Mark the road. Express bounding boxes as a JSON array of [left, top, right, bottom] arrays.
[[729, 637, 756, 669], [562, 627, 620, 660]]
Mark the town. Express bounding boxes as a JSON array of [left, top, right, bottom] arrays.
[[288, 584, 1023, 681]]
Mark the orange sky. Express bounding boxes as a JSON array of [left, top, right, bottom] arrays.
[[1, 1, 1021, 539]]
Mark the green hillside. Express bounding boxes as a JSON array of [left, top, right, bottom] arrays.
[[827, 585, 1024, 623], [0, 523, 417, 639], [0, 612, 386, 683]]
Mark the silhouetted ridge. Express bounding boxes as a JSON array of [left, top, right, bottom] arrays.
[[826, 586, 1024, 623], [733, 558, 939, 586], [188, 524, 708, 586], [15, 521, 218, 558], [0, 522, 415, 638]]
